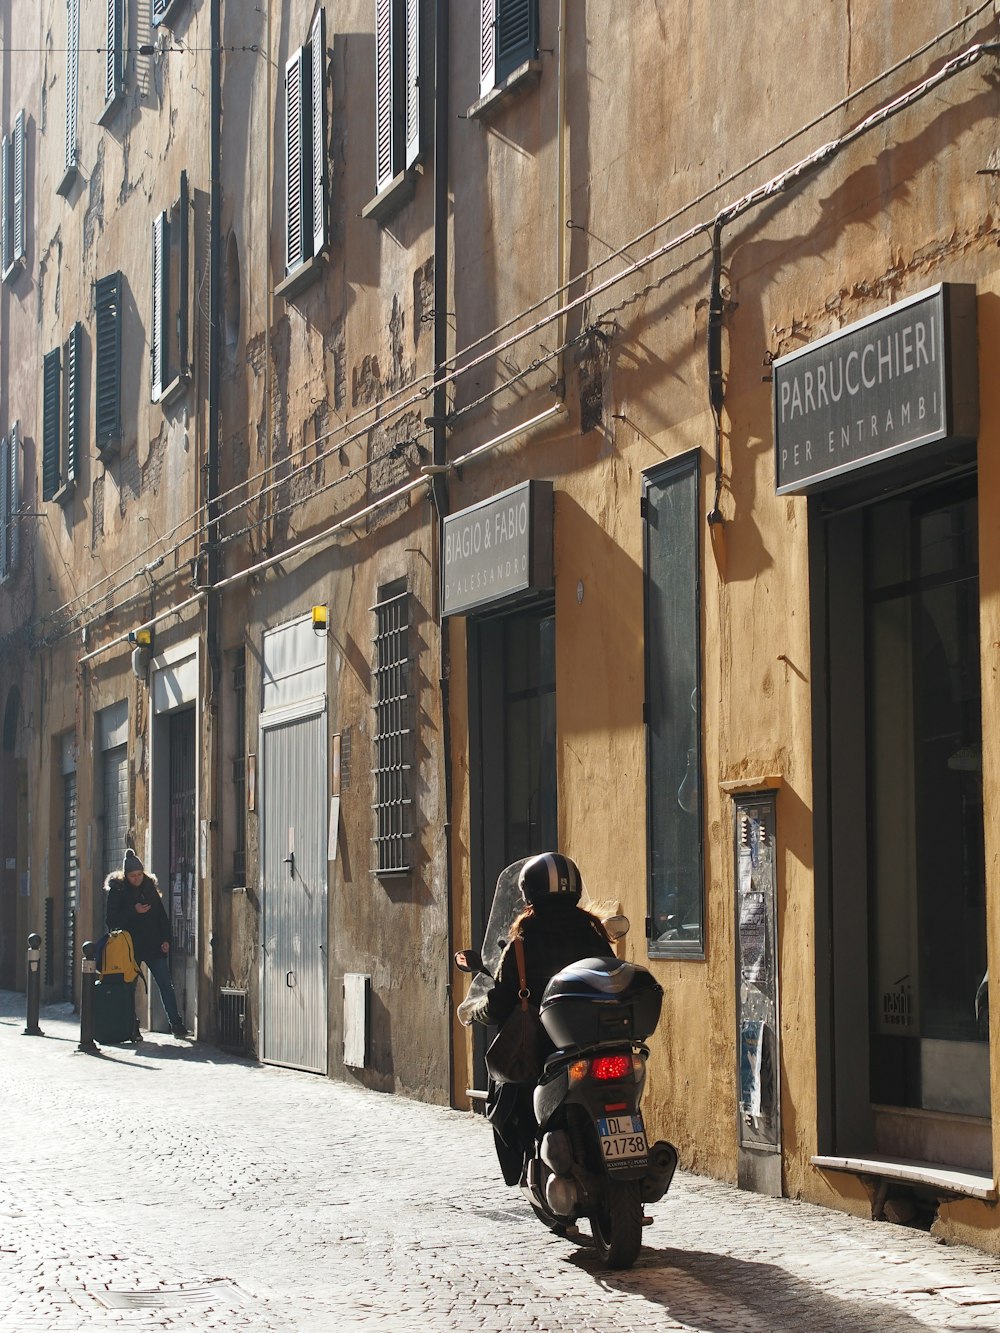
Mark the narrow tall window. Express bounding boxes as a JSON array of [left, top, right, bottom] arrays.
[[232, 650, 247, 886], [643, 454, 704, 958], [0, 427, 16, 583], [374, 0, 420, 197], [42, 326, 83, 505], [479, 0, 537, 97], [61, 0, 80, 191], [95, 272, 122, 454], [103, 0, 125, 117], [284, 8, 327, 279], [1, 111, 26, 280], [150, 173, 189, 403], [372, 583, 412, 875]]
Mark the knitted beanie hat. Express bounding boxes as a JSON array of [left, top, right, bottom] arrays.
[[123, 850, 144, 876]]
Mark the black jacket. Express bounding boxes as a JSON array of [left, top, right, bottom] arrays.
[[470, 902, 614, 1028], [105, 872, 170, 965]]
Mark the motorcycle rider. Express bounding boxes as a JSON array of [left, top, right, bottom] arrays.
[[464, 852, 615, 1183]]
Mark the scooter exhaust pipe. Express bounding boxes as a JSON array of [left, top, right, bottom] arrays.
[[641, 1140, 678, 1204]]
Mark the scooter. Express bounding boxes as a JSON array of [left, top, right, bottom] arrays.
[[456, 859, 678, 1269]]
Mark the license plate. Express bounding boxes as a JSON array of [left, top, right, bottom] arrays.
[[597, 1113, 647, 1161]]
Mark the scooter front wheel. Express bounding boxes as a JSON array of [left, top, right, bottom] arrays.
[[590, 1178, 643, 1269]]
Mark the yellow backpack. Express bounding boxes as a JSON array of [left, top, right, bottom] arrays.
[[98, 930, 141, 985]]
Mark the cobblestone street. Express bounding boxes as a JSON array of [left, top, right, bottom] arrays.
[[2, 992, 1000, 1332]]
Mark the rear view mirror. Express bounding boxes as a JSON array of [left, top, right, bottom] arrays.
[[604, 914, 630, 941], [454, 948, 484, 974]]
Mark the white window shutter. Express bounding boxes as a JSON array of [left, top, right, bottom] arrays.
[[8, 422, 19, 573], [374, 0, 394, 193], [64, 323, 82, 485], [12, 112, 25, 264], [65, 0, 80, 175], [1, 135, 11, 277], [480, 0, 496, 97], [404, 0, 420, 169], [0, 435, 9, 583], [151, 211, 167, 400], [106, 0, 124, 108], [311, 8, 328, 259], [285, 48, 306, 272]]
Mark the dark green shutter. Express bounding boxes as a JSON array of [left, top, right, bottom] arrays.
[[496, 0, 536, 82], [42, 349, 61, 501], [95, 272, 122, 451]]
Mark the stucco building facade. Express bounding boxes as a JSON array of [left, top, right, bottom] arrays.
[[2, 0, 1000, 1253]]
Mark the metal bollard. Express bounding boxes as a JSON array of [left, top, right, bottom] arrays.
[[23, 933, 43, 1036], [78, 941, 98, 1053]]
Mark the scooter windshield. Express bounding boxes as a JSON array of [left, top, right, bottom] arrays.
[[456, 858, 607, 1025]]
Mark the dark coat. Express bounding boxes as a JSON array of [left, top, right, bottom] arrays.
[[470, 902, 614, 1029], [104, 872, 170, 965]]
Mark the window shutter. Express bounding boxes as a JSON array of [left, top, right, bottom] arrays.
[[0, 436, 9, 582], [285, 47, 307, 273], [152, 0, 170, 24], [403, 0, 420, 169], [8, 422, 19, 572], [64, 322, 82, 486], [95, 273, 122, 450], [65, 0, 80, 175], [375, 0, 395, 192], [1, 135, 11, 277], [496, 0, 536, 81], [12, 111, 25, 264], [151, 210, 168, 399], [311, 8, 328, 258], [177, 172, 189, 380], [43, 349, 62, 502], [105, 0, 124, 108], [480, 0, 496, 96]]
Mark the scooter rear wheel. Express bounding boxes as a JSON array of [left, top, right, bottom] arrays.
[[590, 1179, 643, 1269]]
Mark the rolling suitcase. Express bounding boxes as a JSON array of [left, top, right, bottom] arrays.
[[93, 974, 139, 1044]]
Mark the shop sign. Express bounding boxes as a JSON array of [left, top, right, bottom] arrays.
[[773, 283, 978, 495], [442, 480, 553, 617]]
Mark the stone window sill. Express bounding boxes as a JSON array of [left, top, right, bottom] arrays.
[[275, 253, 326, 302], [467, 60, 542, 120], [362, 169, 416, 225]]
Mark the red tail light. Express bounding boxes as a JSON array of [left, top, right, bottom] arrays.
[[591, 1054, 632, 1081]]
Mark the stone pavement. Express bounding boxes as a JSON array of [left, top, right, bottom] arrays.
[[1, 992, 999, 1332]]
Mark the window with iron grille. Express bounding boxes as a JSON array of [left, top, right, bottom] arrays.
[[232, 650, 246, 885], [372, 583, 412, 875], [1, 110, 26, 281]]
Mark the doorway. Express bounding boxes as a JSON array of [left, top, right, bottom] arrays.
[[821, 474, 989, 1169]]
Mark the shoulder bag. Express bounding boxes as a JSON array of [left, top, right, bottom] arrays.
[[485, 936, 545, 1085]]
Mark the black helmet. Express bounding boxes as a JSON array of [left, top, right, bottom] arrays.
[[518, 852, 583, 908]]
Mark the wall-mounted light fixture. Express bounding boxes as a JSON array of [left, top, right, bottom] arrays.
[[129, 627, 153, 680]]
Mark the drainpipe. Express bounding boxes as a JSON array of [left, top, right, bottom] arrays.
[[554, 0, 567, 394], [431, 0, 456, 1103]]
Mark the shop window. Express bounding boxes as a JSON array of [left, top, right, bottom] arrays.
[[0, 423, 20, 582], [151, 173, 190, 404], [372, 581, 412, 875], [42, 324, 83, 505], [643, 453, 704, 958], [282, 8, 328, 291], [365, 0, 420, 218], [1, 111, 26, 281], [95, 272, 123, 455], [59, 0, 80, 195]]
